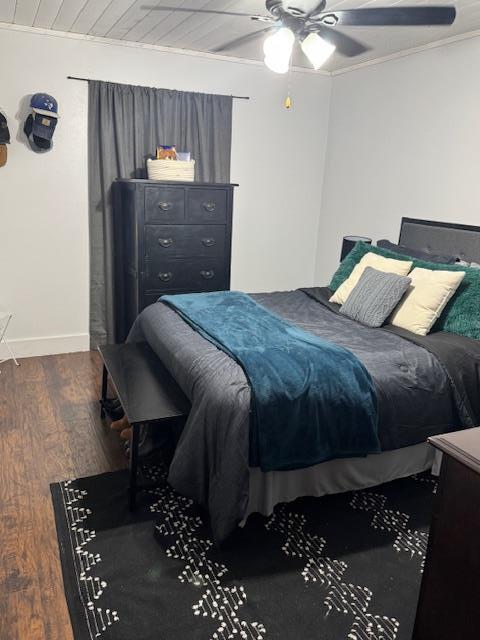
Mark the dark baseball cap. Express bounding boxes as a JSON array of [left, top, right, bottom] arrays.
[[0, 112, 9, 144], [32, 112, 57, 146], [24, 112, 58, 150]]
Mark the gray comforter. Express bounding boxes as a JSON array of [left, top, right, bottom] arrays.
[[128, 288, 477, 542]]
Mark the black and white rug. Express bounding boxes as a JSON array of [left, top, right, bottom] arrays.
[[51, 465, 436, 640]]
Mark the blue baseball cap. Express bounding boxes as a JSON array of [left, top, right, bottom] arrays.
[[30, 93, 59, 118], [24, 93, 59, 150]]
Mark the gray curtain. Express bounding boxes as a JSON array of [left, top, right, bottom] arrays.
[[88, 80, 233, 347]]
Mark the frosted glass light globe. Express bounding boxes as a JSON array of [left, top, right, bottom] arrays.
[[263, 28, 295, 74], [300, 32, 335, 70]]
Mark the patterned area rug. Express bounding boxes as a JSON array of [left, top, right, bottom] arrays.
[[50, 465, 436, 640]]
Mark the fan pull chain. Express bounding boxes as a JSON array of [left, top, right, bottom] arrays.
[[284, 66, 293, 110]]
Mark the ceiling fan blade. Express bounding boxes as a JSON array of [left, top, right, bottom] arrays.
[[306, 0, 326, 18], [211, 27, 274, 53], [145, 5, 270, 19], [327, 7, 456, 27], [312, 25, 370, 57]]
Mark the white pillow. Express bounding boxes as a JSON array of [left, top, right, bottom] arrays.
[[389, 267, 465, 336], [330, 252, 413, 306]]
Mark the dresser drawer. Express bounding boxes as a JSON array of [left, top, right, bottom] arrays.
[[145, 225, 226, 258], [145, 186, 185, 223], [145, 257, 227, 292], [142, 291, 185, 311], [186, 188, 227, 224]]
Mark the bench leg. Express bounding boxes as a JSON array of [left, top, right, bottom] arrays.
[[129, 422, 141, 510], [100, 365, 108, 418]]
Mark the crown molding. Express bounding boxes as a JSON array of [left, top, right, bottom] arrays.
[[0, 21, 329, 76], [330, 27, 480, 76], [2, 19, 480, 80]]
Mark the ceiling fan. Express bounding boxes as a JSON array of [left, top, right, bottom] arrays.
[[150, 1, 456, 72]]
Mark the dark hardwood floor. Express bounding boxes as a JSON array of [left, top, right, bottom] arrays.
[[0, 351, 126, 640]]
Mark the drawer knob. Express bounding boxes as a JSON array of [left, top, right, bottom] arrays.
[[202, 201, 216, 213], [158, 271, 173, 282], [158, 201, 173, 211], [158, 237, 174, 248], [200, 269, 215, 280], [202, 237, 216, 247]]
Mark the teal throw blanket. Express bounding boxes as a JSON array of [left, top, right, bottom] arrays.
[[161, 291, 380, 471]]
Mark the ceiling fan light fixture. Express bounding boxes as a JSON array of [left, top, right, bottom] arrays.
[[263, 27, 295, 74], [300, 32, 335, 69]]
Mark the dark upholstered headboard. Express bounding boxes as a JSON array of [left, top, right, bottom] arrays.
[[399, 217, 480, 263]]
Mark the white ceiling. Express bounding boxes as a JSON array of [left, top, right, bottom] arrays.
[[1, 0, 479, 72]]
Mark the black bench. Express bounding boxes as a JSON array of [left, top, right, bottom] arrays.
[[98, 342, 189, 508]]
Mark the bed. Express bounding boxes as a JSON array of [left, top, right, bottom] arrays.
[[128, 217, 480, 543]]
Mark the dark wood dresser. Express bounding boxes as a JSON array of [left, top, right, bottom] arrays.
[[112, 179, 237, 342], [413, 427, 480, 640]]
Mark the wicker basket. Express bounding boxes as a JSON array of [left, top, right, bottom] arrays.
[[147, 158, 195, 182]]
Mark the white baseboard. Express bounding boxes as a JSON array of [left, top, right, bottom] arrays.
[[0, 333, 90, 359]]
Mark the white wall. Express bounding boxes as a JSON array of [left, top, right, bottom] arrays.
[[315, 36, 480, 284], [7, 24, 478, 358], [0, 25, 332, 357]]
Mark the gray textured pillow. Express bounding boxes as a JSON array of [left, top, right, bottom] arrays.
[[340, 267, 411, 328]]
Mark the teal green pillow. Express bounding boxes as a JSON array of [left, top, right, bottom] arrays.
[[329, 242, 380, 291], [329, 242, 480, 340]]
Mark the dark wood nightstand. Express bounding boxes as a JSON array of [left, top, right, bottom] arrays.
[[413, 427, 480, 640]]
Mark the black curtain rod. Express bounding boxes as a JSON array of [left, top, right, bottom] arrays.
[[67, 76, 250, 100]]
